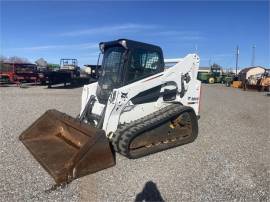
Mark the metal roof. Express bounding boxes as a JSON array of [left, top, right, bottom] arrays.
[[99, 39, 163, 53], [239, 66, 265, 74]]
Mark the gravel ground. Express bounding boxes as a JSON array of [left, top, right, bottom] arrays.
[[0, 85, 82, 201], [0, 84, 269, 201]]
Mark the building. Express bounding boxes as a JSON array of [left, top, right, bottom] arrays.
[[238, 66, 265, 80]]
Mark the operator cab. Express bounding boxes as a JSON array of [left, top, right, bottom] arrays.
[[97, 39, 165, 104]]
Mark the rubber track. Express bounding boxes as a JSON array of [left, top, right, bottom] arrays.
[[111, 103, 198, 159]]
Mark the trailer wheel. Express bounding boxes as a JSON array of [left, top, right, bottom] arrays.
[[225, 81, 231, 87]]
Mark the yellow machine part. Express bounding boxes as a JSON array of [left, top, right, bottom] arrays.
[[232, 81, 242, 88]]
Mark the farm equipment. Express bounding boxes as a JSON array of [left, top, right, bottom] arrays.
[[0, 72, 10, 84], [197, 64, 224, 84], [19, 39, 201, 185], [231, 81, 242, 88], [257, 69, 270, 92], [60, 59, 80, 72], [0, 62, 38, 85], [46, 59, 81, 88], [223, 72, 237, 87], [37, 64, 61, 85], [83, 64, 101, 81]]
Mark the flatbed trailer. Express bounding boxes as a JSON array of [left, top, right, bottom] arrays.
[[45, 59, 97, 88], [47, 74, 91, 88], [45, 59, 80, 88], [46, 70, 91, 88]]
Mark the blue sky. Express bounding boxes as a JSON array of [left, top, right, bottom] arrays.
[[1, 1, 269, 68]]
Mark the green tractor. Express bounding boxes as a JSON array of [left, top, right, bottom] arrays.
[[223, 72, 237, 87], [197, 64, 225, 84]]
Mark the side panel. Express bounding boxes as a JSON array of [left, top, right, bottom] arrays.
[[80, 82, 98, 115], [180, 79, 201, 115]]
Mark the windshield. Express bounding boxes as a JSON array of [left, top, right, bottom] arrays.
[[98, 46, 126, 88]]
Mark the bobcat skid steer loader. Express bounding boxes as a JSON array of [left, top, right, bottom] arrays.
[[19, 39, 201, 185]]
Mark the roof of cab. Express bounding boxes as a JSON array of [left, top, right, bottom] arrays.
[[99, 39, 163, 53]]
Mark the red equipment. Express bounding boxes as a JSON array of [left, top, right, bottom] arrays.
[[0, 63, 39, 84]]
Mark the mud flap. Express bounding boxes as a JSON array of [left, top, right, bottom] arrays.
[[19, 110, 115, 185]]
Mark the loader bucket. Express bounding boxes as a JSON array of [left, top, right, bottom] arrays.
[[19, 110, 115, 185]]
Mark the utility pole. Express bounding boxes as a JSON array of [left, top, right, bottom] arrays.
[[251, 44, 256, 66], [235, 45, 239, 75]]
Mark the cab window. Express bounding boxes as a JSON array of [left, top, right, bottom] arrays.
[[125, 49, 162, 84]]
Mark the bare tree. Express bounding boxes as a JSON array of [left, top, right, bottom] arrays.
[[0, 55, 7, 62], [35, 58, 48, 67], [0, 55, 30, 63], [8, 56, 30, 63]]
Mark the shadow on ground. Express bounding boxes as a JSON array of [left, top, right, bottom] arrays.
[[0, 83, 41, 88], [46, 84, 85, 89], [135, 181, 164, 202]]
